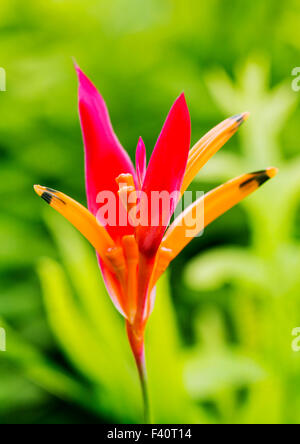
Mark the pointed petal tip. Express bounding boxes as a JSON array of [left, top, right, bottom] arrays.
[[34, 184, 43, 196], [72, 59, 85, 77], [137, 136, 145, 148], [73, 61, 82, 77], [177, 92, 188, 106], [34, 185, 61, 202], [240, 167, 279, 189], [251, 167, 278, 179], [231, 112, 251, 126], [136, 137, 146, 165], [172, 92, 190, 126], [34, 185, 54, 205], [71, 57, 79, 70], [73, 63, 93, 92], [266, 166, 279, 178], [136, 137, 147, 187], [74, 64, 86, 84], [167, 93, 188, 112], [241, 111, 250, 122]]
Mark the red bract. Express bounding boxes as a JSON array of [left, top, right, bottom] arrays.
[[76, 65, 137, 243], [135, 93, 191, 257]]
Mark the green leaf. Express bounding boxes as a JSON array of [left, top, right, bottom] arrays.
[[184, 247, 270, 293], [184, 349, 266, 399], [0, 319, 94, 412], [147, 274, 204, 424], [44, 210, 130, 363], [37, 256, 140, 422]]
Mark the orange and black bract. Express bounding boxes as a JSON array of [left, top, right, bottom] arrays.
[[239, 170, 273, 188]]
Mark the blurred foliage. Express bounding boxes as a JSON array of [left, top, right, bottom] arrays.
[[185, 59, 300, 423], [0, 0, 300, 424]]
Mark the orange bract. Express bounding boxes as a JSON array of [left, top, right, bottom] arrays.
[[181, 113, 250, 194], [154, 167, 278, 284], [34, 185, 115, 268]]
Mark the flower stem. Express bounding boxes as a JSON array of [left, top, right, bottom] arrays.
[[126, 322, 151, 424], [136, 347, 150, 424]]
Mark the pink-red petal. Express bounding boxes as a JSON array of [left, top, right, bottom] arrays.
[[136, 137, 147, 189], [136, 94, 191, 257], [75, 65, 137, 243]]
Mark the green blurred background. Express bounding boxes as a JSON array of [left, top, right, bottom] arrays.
[[1, 0, 300, 424]]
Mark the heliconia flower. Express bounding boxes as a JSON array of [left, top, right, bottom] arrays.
[[34, 65, 278, 422]]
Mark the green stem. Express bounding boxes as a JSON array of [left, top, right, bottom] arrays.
[[126, 322, 151, 424], [136, 349, 150, 424]]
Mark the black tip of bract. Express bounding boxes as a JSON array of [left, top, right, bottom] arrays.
[[231, 114, 246, 127], [232, 114, 244, 122], [239, 170, 270, 189], [41, 192, 53, 205]]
